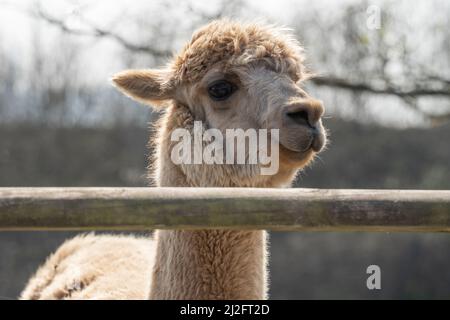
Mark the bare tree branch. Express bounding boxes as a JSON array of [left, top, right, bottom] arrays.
[[27, 0, 251, 60], [310, 76, 450, 98], [34, 6, 172, 57]]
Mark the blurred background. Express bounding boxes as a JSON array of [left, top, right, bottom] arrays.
[[0, 0, 449, 299]]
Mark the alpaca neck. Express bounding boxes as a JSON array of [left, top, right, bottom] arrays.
[[150, 230, 267, 299], [148, 105, 295, 299], [149, 158, 269, 299]]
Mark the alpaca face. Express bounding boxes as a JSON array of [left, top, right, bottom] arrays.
[[112, 21, 327, 184], [177, 61, 326, 166]]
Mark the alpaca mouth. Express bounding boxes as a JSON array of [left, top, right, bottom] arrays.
[[280, 130, 325, 154]]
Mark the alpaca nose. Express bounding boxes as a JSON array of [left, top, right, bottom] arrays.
[[283, 99, 324, 128]]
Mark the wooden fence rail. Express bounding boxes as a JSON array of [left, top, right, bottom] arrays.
[[0, 187, 450, 232]]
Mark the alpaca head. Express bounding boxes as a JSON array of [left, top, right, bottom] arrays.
[[113, 20, 327, 186]]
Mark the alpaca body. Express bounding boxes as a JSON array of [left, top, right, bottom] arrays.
[[20, 231, 266, 300]]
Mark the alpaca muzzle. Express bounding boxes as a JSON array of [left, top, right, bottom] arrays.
[[278, 99, 326, 153]]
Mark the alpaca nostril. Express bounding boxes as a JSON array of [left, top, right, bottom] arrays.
[[286, 110, 312, 127]]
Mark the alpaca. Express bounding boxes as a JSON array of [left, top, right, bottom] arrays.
[[21, 19, 326, 300]]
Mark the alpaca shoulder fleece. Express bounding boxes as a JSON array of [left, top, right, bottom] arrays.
[[20, 233, 155, 300]]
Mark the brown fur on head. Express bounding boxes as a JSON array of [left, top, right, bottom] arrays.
[[112, 19, 327, 187]]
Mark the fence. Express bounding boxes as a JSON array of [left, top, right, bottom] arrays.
[[1, 187, 450, 232]]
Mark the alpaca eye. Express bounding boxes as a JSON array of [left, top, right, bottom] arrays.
[[208, 80, 237, 101]]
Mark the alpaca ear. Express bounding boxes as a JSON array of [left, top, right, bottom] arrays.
[[111, 69, 175, 107]]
